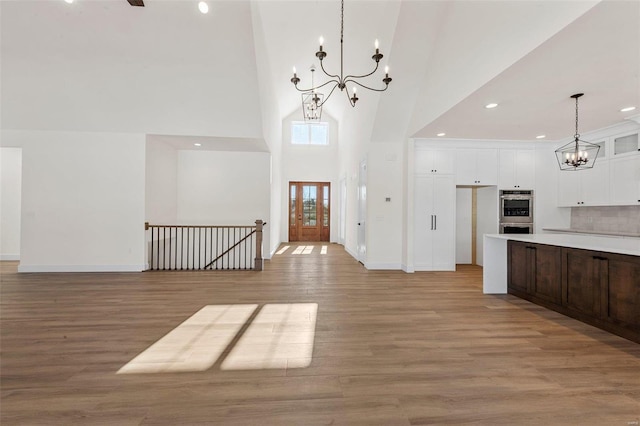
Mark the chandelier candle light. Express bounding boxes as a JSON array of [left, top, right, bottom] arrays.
[[555, 93, 600, 171], [290, 0, 392, 108]]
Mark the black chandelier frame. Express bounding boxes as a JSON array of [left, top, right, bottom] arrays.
[[290, 0, 392, 108]]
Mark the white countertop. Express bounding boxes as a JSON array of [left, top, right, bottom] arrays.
[[485, 233, 640, 257]]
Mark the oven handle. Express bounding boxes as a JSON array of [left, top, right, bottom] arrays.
[[500, 196, 533, 200]]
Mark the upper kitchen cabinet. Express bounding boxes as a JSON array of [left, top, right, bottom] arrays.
[[558, 159, 610, 207], [455, 149, 498, 185], [612, 131, 639, 157], [499, 149, 535, 189], [609, 155, 640, 205], [415, 148, 455, 175]]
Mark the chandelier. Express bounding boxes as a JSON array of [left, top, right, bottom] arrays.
[[290, 0, 392, 108], [301, 66, 324, 121], [555, 93, 600, 171]]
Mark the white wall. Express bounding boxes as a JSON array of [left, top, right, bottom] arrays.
[[534, 141, 570, 232], [2, 130, 147, 272], [455, 188, 472, 264], [476, 186, 499, 266], [2, 2, 263, 139], [365, 143, 404, 269], [145, 139, 178, 225], [281, 111, 340, 244], [0, 147, 22, 260], [176, 150, 271, 258]]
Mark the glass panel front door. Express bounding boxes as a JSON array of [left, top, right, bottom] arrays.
[[289, 182, 330, 242]]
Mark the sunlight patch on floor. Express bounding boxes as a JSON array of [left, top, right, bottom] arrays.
[[292, 245, 315, 255], [117, 304, 258, 374], [221, 303, 318, 371], [321, 246, 328, 254], [275, 245, 290, 255]]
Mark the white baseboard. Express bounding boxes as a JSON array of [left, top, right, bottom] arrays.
[[1, 254, 20, 261], [364, 262, 402, 270], [18, 264, 146, 273], [344, 245, 358, 261], [401, 264, 414, 273], [269, 240, 282, 259]]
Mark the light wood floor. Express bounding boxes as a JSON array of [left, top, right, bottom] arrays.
[[1, 243, 639, 425]]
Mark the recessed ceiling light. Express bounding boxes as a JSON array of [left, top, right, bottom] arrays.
[[194, 143, 202, 147], [437, 132, 446, 137], [198, 1, 209, 14], [620, 106, 636, 112], [64, 0, 74, 4], [536, 135, 546, 139], [485, 103, 498, 109]]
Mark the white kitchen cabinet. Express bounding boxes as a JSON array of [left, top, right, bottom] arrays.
[[499, 149, 535, 189], [558, 160, 610, 207], [612, 131, 639, 157], [455, 149, 498, 185], [414, 174, 456, 271], [609, 155, 640, 205], [415, 148, 455, 174]]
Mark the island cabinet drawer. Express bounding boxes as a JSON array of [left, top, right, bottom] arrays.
[[508, 241, 640, 343]]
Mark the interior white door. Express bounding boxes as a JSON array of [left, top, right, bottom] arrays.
[[357, 160, 367, 264]]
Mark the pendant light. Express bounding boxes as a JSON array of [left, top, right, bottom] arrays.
[[301, 65, 324, 121], [555, 93, 600, 171]]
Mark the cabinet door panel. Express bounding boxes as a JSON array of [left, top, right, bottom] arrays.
[[558, 170, 581, 207], [432, 175, 456, 270], [605, 256, 640, 328], [582, 162, 610, 206], [508, 241, 529, 294], [431, 149, 455, 174], [515, 150, 535, 189], [609, 156, 640, 205], [455, 150, 477, 185], [475, 149, 498, 185], [413, 176, 434, 269], [562, 249, 600, 316], [531, 245, 562, 304], [499, 150, 517, 189]]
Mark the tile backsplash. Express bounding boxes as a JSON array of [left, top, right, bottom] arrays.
[[571, 206, 640, 234]]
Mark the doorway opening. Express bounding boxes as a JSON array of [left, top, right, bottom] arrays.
[[289, 182, 330, 242]]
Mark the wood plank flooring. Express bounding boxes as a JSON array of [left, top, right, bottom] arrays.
[[1, 243, 639, 425]]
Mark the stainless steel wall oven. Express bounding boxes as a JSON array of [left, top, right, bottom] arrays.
[[499, 190, 534, 233]]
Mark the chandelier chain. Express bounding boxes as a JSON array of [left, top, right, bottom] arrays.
[[575, 95, 580, 139], [341, 0, 344, 43]]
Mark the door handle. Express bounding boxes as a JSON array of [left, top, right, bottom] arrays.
[[430, 215, 433, 230], [434, 215, 437, 230]]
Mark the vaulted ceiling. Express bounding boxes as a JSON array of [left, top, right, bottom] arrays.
[[1, 0, 638, 144]]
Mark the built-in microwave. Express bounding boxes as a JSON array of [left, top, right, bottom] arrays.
[[500, 223, 534, 234], [500, 190, 534, 224]]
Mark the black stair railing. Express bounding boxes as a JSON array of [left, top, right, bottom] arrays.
[[145, 220, 265, 271]]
